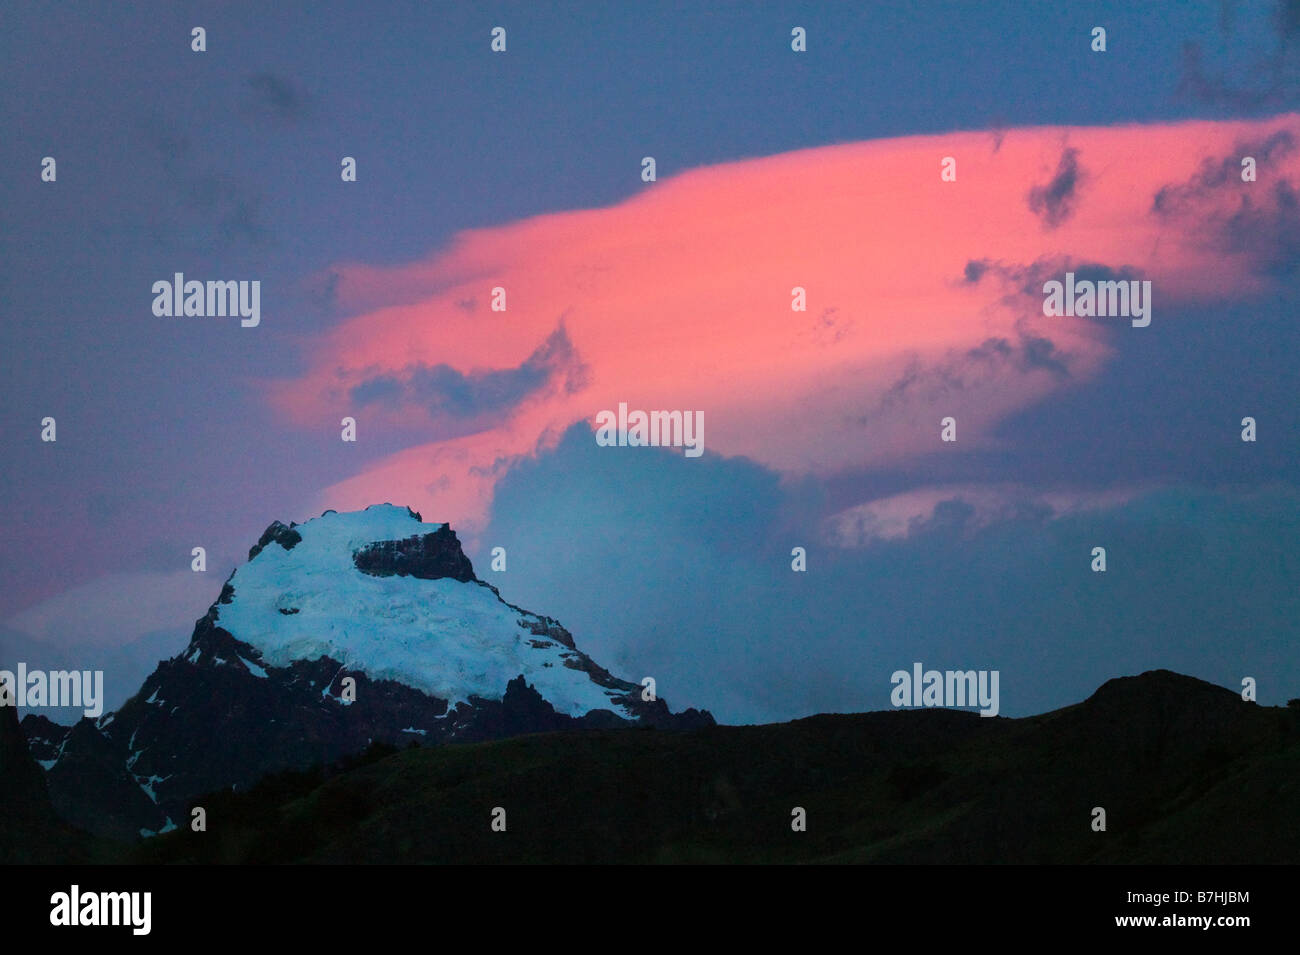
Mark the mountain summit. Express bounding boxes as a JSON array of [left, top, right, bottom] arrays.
[[28, 505, 712, 841]]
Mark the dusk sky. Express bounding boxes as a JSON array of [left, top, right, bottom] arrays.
[[2, 1, 1298, 723]]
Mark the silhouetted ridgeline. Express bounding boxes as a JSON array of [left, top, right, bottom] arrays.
[[120, 670, 1300, 865]]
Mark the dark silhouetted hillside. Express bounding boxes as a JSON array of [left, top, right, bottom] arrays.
[[133, 670, 1300, 864], [0, 701, 110, 863]]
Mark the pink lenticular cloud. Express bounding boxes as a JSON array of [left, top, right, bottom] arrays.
[[267, 114, 1300, 531]]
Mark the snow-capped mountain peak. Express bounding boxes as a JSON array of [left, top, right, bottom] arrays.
[[28, 505, 712, 841], [215, 504, 630, 718]]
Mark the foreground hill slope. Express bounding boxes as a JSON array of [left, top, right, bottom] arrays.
[[136, 670, 1300, 864]]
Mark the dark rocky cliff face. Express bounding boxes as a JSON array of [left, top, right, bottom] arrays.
[[247, 520, 302, 560], [1, 698, 87, 861], [1, 700, 51, 822], [352, 525, 476, 582]]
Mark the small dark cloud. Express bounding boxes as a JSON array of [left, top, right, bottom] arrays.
[[908, 498, 978, 538], [1221, 179, 1300, 274], [900, 495, 1055, 540], [139, 116, 191, 161], [966, 337, 1014, 363], [1153, 131, 1295, 214], [305, 269, 343, 311], [807, 307, 852, 346], [859, 330, 1070, 427], [187, 171, 267, 245], [351, 322, 589, 421], [1153, 133, 1300, 275], [1280, 0, 1300, 36], [1177, 1, 1300, 109], [961, 256, 1137, 301], [1027, 148, 1084, 229], [350, 375, 404, 406], [140, 115, 268, 249], [241, 73, 311, 126], [1069, 262, 1141, 287], [1176, 43, 1278, 110], [1019, 334, 1071, 379]]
